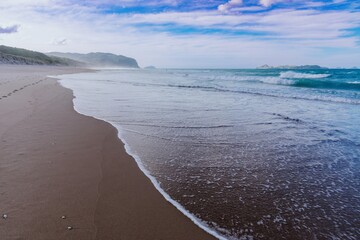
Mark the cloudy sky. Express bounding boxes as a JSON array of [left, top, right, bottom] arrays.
[[0, 0, 359, 68]]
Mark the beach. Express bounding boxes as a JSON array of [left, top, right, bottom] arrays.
[[0, 65, 215, 240]]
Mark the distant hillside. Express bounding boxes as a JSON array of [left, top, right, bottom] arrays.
[[0, 45, 82, 66], [257, 64, 328, 70], [48, 52, 139, 68]]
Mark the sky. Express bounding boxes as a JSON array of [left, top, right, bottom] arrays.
[[0, 0, 359, 68]]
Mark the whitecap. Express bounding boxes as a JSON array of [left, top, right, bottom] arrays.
[[280, 71, 331, 79]]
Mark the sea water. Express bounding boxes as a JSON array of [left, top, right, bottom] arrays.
[[59, 69, 360, 239]]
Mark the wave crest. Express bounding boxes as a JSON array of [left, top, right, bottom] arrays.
[[280, 71, 331, 79], [259, 77, 295, 85]]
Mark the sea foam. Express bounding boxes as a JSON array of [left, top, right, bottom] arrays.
[[280, 71, 331, 79]]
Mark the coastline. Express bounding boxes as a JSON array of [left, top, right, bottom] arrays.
[[0, 65, 216, 240], [60, 76, 228, 240]]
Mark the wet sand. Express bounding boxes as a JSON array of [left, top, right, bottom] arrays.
[[0, 65, 215, 240]]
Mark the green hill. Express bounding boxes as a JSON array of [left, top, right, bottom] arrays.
[[48, 52, 139, 68], [0, 45, 82, 66]]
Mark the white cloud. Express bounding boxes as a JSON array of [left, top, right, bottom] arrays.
[[259, 0, 283, 7], [0, 1, 358, 68], [125, 9, 360, 43], [218, 0, 243, 13], [0, 0, 53, 7]]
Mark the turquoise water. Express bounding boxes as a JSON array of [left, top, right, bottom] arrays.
[[60, 69, 360, 239]]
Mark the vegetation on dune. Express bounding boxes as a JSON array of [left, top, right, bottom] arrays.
[[0, 45, 83, 66]]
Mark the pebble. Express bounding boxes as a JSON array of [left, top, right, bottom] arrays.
[[61, 216, 66, 219], [67, 226, 73, 230], [2, 214, 8, 219]]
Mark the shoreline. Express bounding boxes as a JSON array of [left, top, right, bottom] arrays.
[[0, 65, 216, 240], [58, 72, 226, 239], [65, 91, 227, 240]]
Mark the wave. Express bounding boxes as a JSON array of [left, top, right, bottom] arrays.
[[280, 71, 331, 79], [270, 113, 303, 123], [250, 74, 359, 92], [165, 83, 360, 105], [258, 77, 295, 85], [292, 79, 360, 91], [134, 77, 360, 92], [117, 122, 234, 129]]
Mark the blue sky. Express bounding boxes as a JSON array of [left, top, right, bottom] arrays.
[[0, 0, 359, 68]]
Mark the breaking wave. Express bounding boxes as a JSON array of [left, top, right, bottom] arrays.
[[280, 71, 331, 79]]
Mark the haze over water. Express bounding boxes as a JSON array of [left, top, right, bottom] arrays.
[[60, 69, 360, 239]]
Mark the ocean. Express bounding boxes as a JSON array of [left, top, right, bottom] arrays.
[[59, 68, 360, 239]]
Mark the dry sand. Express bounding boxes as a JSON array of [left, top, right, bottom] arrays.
[[0, 65, 215, 240]]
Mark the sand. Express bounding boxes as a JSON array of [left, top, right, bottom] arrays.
[[0, 65, 215, 240]]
